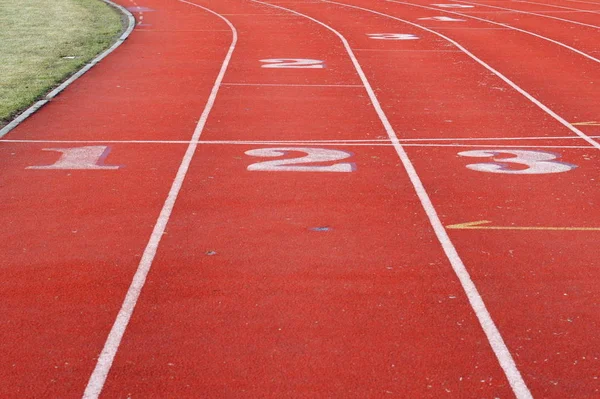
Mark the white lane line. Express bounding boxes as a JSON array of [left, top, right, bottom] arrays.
[[1, 139, 393, 144], [566, 0, 600, 5], [0, 139, 591, 148], [221, 13, 293, 15], [3, 135, 598, 144], [251, 1, 533, 397], [0, 0, 135, 139], [354, 48, 462, 51], [432, 26, 510, 29], [430, 26, 510, 30], [454, 9, 593, 13], [222, 82, 364, 87], [345, 1, 600, 151], [455, 0, 600, 29], [136, 29, 233, 32], [375, 144, 591, 148], [389, 0, 600, 64], [513, 0, 600, 14], [80, 2, 237, 398]]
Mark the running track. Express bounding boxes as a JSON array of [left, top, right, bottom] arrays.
[[1, 0, 599, 397]]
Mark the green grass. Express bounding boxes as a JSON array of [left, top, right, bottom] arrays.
[[0, 0, 124, 125]]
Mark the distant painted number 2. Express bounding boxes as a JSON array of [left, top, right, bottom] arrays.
[[260, 59, 325, 69], [368, 34, 419, 40], [458, 150, 576, 174], [246, 148, 355, 172], [418, 16, 465, 21], [431, 3, 474, 8]]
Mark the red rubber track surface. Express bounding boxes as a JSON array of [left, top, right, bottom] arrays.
[[0, 0, 599, 397]]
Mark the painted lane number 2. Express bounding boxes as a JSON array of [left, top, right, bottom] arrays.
[[260, 59, 325, 69], [246, 147, 355, 172], [459, 150, 576, 174]]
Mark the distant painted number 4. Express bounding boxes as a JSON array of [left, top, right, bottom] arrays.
[[246, 148, 355, 172], [260, 59, 325, 69], [459, 150, 576, 174]]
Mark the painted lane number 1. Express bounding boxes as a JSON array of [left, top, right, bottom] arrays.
[[246, 148, 355, 172], [27, 146, 120, 170]]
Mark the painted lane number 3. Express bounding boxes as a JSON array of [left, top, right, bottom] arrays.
[[459, 150, 576, 174], [246, 148, 355, 172]]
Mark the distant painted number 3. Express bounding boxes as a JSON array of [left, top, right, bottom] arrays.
[[260, 59, 325, 69], [459, 150, 576, 174], [246, 148, 355, 172]]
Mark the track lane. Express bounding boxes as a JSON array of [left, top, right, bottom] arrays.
[[391, 0, 600, 62], [91, 0, 529, 397], [452, 0, 600, 30], [468, 0, 600, 25], [273, 0, 600, 396], [349, 0, 600, 145], [0, 0, 233, 397], [518, 0, 600, 13]]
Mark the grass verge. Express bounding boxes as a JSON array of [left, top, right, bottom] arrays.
[[0, 0, 125, 126]]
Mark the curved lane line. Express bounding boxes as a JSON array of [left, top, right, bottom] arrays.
[[329, 0, 600, 151], [0, 0, 136, 139], [81, 2, 238, 398], [386, 0, 600, 64], [251, 0, 533, 397], [514, 0, 600, 14], [454, 0, 600, 29], [566, 0, 600, 5], [387, 0, 600, 64]]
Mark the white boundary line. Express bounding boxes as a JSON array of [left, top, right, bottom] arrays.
[[0, 141, 592, 148], [335, 0, 600, 151], [454, 0, 600, 29], [222, 82, 363, 87], [514, 0, 600, 14], [0, 0, 136, 139], [0, 136, 600, 148], [566, 0, 600, 5], [252, 0, 533, 397], [4, 135, 598, 143], [80, 1, 237, 398], [387, 0, 600, 64], [354, 48, 462, 51]]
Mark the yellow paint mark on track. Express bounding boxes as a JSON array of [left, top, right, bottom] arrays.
[[571, 121, 600, 126], [446, 220, 600, 231]]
